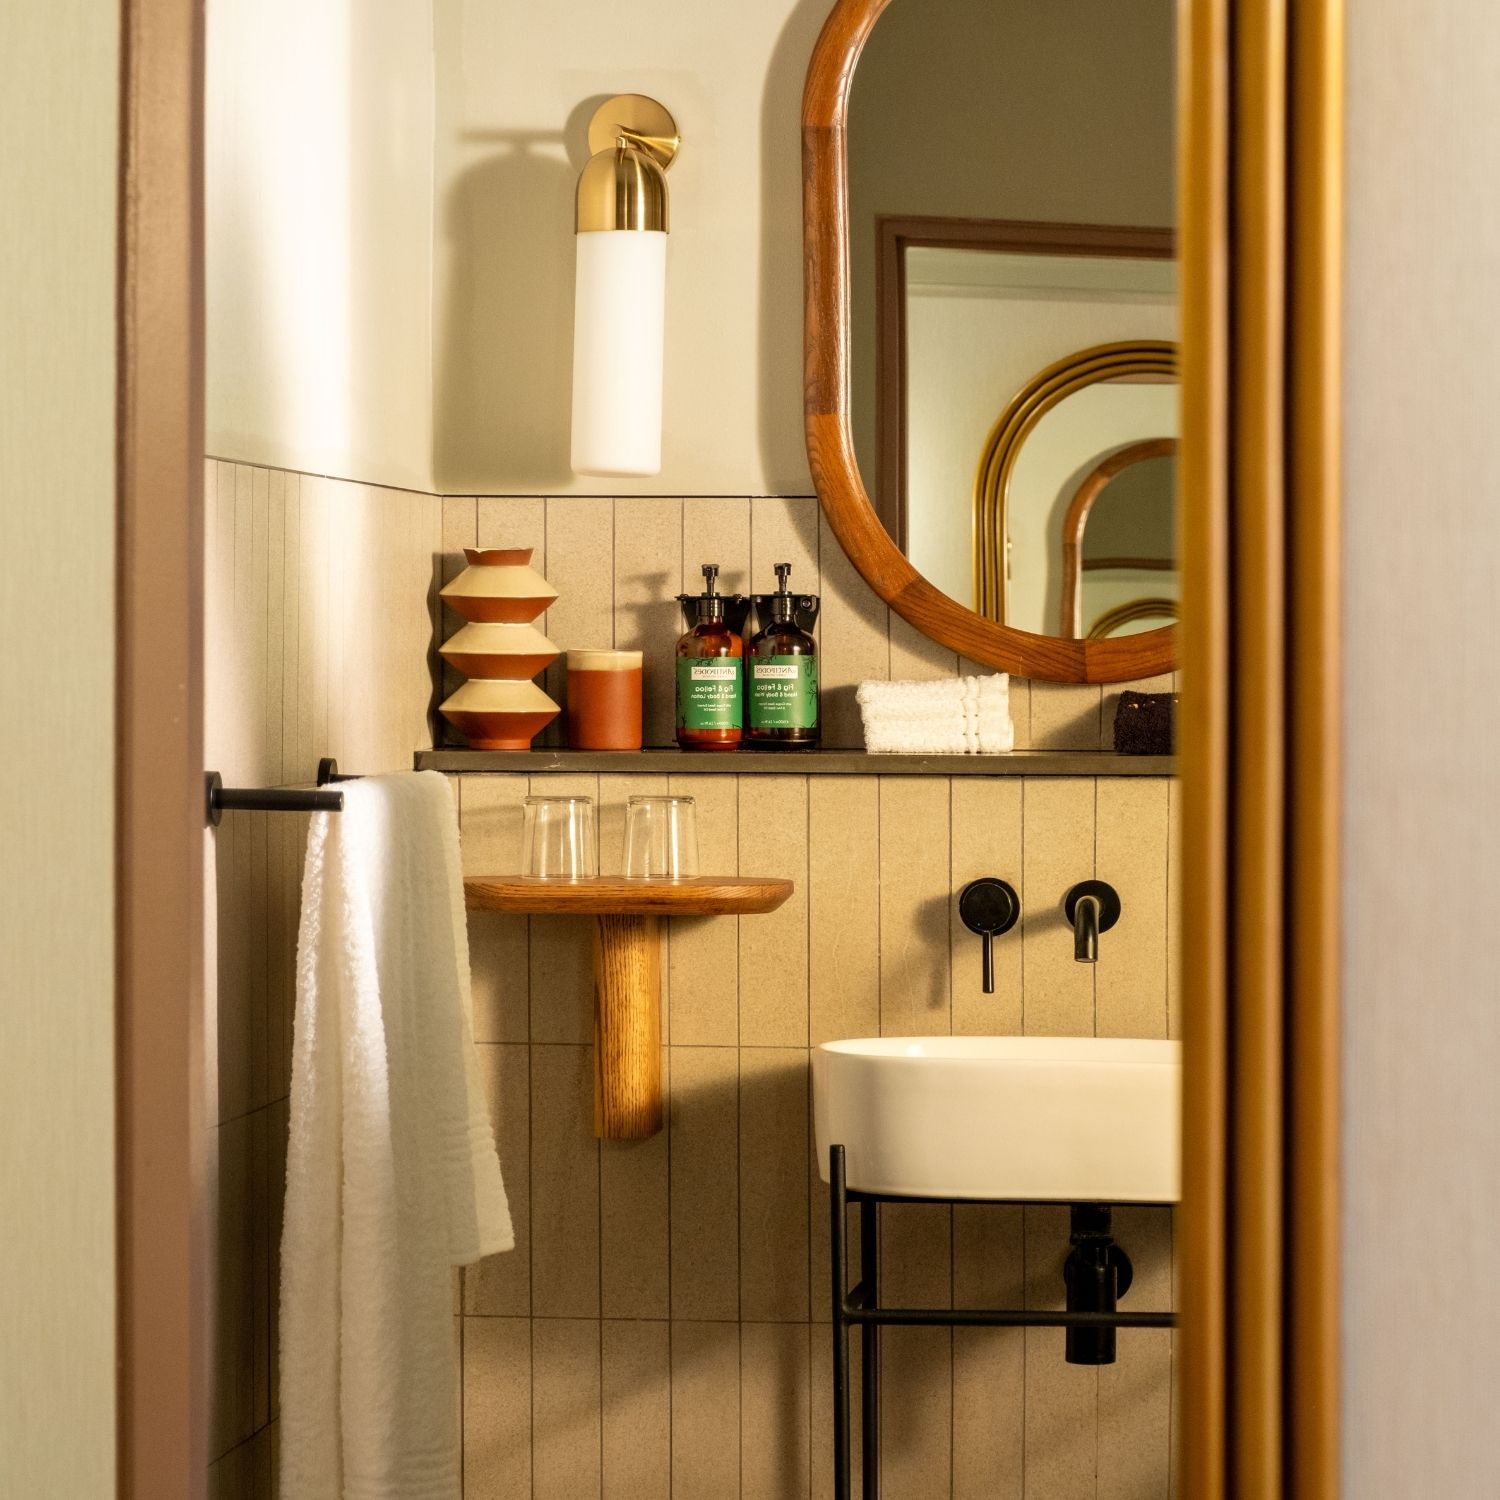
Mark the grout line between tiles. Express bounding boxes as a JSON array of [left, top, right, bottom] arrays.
[[661, 1053, 674, 1492], [527, 929, 536, 1500], [1094, 1364, 1101, 1498], [1092, 777, 1100, 1037], [1021, 1206, 1029, 1496], [876, 778, 883, 1039], [1167, 1209, 1177, 1497], [597, 1052, 605, 1491], [946, 781, 955, 1500], [1166, 779, 1175, 1038], [1019, 779, 1027, 1036]]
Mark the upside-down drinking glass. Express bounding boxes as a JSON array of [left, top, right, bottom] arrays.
[[622, 795, 699, 879], [521, 795, 598, 879]]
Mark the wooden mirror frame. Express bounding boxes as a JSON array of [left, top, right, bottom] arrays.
[[801, 0, 1178, 683]]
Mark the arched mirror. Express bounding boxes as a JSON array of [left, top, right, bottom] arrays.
[[972, 342, 1179, 631], [804, 0, 1179, 682], [1059, 435, 1179, 640]]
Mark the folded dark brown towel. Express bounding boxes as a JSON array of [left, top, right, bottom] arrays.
[[1113, 690, 1177, 755]]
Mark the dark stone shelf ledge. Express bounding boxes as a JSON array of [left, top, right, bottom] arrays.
[[415, 747, 1174, 778]]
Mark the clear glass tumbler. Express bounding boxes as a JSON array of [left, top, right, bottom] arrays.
[[622, 795, 699, 879], [521, 795, 598, 879]]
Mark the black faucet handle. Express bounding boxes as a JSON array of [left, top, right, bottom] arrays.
[[958, 877, 1020, 995]]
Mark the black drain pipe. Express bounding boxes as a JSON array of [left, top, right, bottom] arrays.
[[1063, 1205, 1135, 1365]]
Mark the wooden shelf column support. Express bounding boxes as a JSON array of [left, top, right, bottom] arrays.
[[464, 876, 794, 1140], [592, 914, 663, 1137]]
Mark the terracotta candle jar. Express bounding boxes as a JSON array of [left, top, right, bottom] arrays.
[[566, 650, 644, 751]]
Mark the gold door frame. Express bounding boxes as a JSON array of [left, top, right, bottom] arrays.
[[1177, 0, 1343, 1496]]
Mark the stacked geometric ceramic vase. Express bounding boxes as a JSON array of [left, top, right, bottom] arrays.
[[439, 547, 561, 749]]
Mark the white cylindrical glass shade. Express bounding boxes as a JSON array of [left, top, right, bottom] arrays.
[[571, 229, 667, 477]]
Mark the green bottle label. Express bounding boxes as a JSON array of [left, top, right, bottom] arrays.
[[677, 657, 742, 730], [748, 655, 819, 730]]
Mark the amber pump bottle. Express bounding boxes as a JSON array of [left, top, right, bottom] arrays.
[[675, 563, 744, 751], [747, 562, 820, 749]]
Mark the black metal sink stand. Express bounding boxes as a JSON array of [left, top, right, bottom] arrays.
[[828, 1144, 1177, 1499]]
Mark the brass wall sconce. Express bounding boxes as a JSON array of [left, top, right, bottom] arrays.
[[570, 93, 680, 477]]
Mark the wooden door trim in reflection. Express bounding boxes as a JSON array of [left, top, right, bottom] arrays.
[[875, 214, 1174, 561], [1176, 0, 1343, 1495], [1059, 436, 1178, 637], [117, 0, 207, 1494], [803, 0, 1177, 683]]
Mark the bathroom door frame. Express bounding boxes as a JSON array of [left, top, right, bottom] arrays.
[[116, 0, 207, 1497], [1177, 2, 1343, 1497], [113, 0, 1344, 1496]]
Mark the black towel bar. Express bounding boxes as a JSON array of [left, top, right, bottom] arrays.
[[205, 758, 357, 826]]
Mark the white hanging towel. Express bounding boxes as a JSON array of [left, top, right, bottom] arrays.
[[280, 772, 512, 1500]]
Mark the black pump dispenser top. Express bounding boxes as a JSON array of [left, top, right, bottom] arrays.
[[750, 562, 820, 637], [695, 562, 724, 623], [676, 563, 752, 634], [769, 562, 795, 625]]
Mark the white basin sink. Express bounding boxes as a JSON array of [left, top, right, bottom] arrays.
[[813, 1036, 1180, 1204]]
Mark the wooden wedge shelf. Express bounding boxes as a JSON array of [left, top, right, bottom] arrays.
[[464, 875, 793, 916], [465, 876, 794, 1138]]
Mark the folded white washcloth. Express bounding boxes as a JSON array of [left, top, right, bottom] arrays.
[[858, 673, 1013, 754], [281, 772, 512, 1500], [856, 677, 973, 713], [972, 711, 1016, 754], [864, 724, 971, 754]]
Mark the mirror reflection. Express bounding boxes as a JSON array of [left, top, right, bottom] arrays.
[[847, 0, 1178, 640], [1066, 441, 1177, 639]]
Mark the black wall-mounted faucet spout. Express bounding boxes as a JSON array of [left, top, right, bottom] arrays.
[[1063, 880, 1121, 963]]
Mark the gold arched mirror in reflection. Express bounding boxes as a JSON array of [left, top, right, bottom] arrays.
[[1088, 596, 1179, 640], [973, 341, 1179, 629], [1060, 436, 1179, 638]]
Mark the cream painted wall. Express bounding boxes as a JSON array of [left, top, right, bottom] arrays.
[[206, 0, 437, 492], [212, 0, 1173, 506], [0, 2, 119, 1495], [430, 0, 828, 495], [1342, 2, 1500, 1492]]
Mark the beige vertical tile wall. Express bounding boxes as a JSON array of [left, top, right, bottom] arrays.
[[206, 474, 1177, 1497], [454, 767, 1178, 1499], [204, 460, 441, 1495]]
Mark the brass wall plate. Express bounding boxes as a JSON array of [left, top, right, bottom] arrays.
[[586, 93, 680, 170]]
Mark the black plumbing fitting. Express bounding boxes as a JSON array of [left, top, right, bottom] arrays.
[[1063, 1205, 1134, 1365]]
